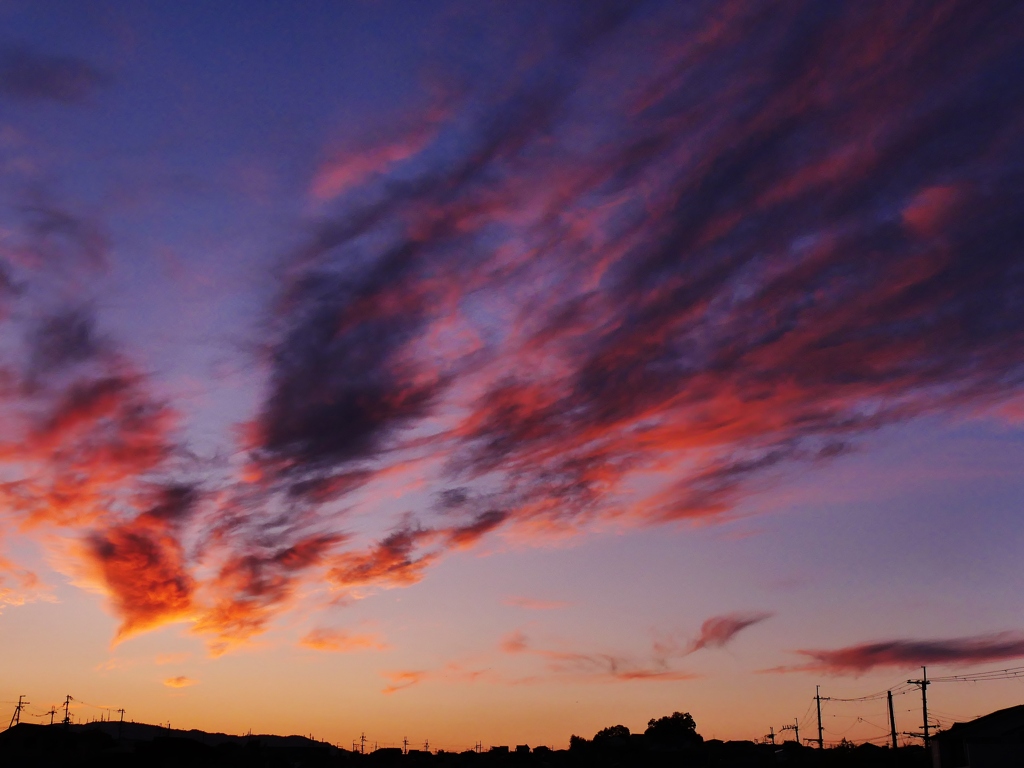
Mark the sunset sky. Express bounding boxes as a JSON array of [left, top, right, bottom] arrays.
[[1, 0, 1024, 751]]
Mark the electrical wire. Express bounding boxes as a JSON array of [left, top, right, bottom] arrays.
[[930, 665, 1024, 683]]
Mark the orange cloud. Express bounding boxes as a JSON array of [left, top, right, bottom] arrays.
[[193, 534, 342, 651], [299, 627, 388, 652], [328, 526, 438, 593], [0, 553, 46, 611], [163, 676, 196, 688], [381, 670, 427, 694], [88, 525, 194, 641]]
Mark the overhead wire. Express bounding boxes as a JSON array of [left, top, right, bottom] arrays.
[[930, 665, 1024, 683]]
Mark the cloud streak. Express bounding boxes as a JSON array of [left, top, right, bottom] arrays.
[[163, 675, 197, 688], [225, 0, 1024, 637], [3, 0, 1023, 654], [690, 612, 773, 652], [299, 627, 388, 653], [783, 632, 1024, 674]]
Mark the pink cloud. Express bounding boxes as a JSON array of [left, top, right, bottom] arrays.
[[689, 612, 773, 652], [501, 630, 529, 654]]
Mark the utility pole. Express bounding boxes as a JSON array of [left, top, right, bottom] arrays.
[[360, 732, 366, 755], [8, 695, 28, 729], [815, 685, 826, 749], [424, 739, 429, 752], [887, 691, 898, 749], [403, 737, 409, 755], [908, 666, 931, 748], [62, 695, 72, 727], [780, 719, 799, 744], [117, 708, 125, 741], [765, 726, 775, 745], [46, 706, 57, 726]]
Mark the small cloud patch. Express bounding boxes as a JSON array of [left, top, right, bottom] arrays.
[[299, 627, 388, 652], [163, 675, 196, 688]]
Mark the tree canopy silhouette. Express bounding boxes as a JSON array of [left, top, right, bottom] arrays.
[[644, 712, 701, 746], [593, 724, 630, 743]]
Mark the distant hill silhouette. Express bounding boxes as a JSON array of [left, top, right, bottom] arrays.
[[0, 715, 929, 767]]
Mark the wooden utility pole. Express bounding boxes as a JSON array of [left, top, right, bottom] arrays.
[[815, 685, 825, 749], [908, 666, 931, 748], [887, 690, 898, 749], [8, 695, 28, 728], [780, 719, 799, 744], [62, 695, 72, 727]]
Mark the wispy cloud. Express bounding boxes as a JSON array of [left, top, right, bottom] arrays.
[[163, 675, 197, 688], [217, 0, 1024, 645], [689, 612, 773, 652], [2, 0, 1023, 654], [775, 632, 1024, 674], [499, 630, 696, 683], [0, 553, 48, 612], [381, 670, 427, 694], [501, 630, 529, 654], [299, 627, 389, 653]]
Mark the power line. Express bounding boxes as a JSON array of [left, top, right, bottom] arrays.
[[929, 665, 1024, 683]]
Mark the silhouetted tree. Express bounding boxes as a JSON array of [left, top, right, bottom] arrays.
[[593, 725, 630, 742], [568, 734, 588, 751], [644, 712, 701, 747]]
